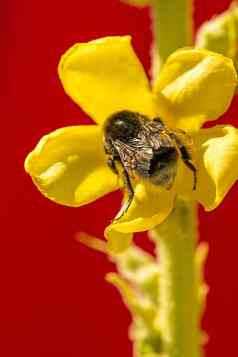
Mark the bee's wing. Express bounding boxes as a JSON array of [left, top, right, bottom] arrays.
[[114, 138, 153, 177], [143, 120, 175, 151]]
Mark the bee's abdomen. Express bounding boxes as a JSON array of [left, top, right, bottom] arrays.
[[149, 147, 177, 174], [149, 147, 178, 189]]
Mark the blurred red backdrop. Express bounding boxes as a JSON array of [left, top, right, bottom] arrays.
[[2, 0, 238, 356]]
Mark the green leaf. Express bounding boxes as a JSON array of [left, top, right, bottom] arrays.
[[77, 233, 159, 303], [114, 245, 159, 303], [106, 273, 157, 327]]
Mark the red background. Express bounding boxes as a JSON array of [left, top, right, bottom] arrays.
[[2, 0, 238, 356]]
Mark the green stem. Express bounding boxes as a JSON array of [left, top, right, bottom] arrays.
[[151, 200, 201, 357], [150, 0, 193, 74], [148, 1, 200, 355]]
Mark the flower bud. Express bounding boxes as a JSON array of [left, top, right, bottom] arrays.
[[196, 4, 238, 61]]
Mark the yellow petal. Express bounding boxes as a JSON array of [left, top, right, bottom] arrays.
[[24, 125, 118, 207], [106, 231, 133, 255], [193, 125, 238, 210], [153, 48, 237, 132], [105, 182, 175, 253], [58, 36, 157, 125]]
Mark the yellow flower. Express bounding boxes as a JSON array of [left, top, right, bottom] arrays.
[[25, 36, 237, 253]]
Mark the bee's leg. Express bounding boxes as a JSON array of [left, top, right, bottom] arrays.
[[179, 146, 197, 191], [122, 168, 134, 213], [107, 157, 119, 175], [114, 169, 134, 221], [171, 132, 197, 191]]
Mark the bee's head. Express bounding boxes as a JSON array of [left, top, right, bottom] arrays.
[[103, 111, 141, 142]]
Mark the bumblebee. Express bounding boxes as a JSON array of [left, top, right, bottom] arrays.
[[103, 110, 197, 218]]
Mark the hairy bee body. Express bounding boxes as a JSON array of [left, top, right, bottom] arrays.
[[103, 111, 196, 218]]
